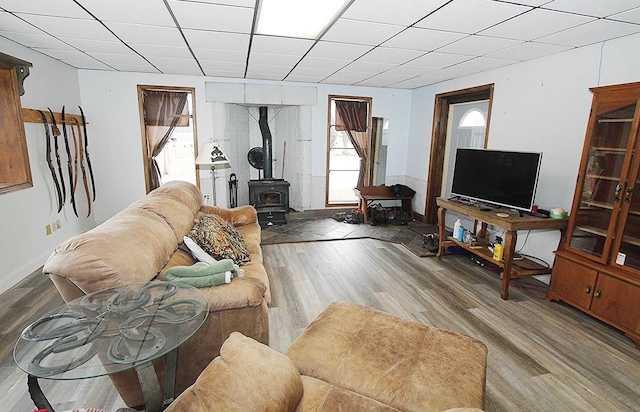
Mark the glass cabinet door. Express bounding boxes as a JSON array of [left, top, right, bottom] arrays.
[[567, 103, 637, 261], [612, 136, 640, 270]]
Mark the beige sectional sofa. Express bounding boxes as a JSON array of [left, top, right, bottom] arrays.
[[42, 180, 270, 407]]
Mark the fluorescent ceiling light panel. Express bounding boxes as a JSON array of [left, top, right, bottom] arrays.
[[256, 0, 349, 39]]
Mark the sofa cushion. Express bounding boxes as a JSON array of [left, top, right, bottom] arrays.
[[166, 332, 303, 412], [148, 180, 203, 213], [43, 207, 178, 293], [296, 376, 401, 412], [285, 302, 487, 412], [187, 214, 250, 265]]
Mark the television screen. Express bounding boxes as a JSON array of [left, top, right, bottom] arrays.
[[451, 148, 542, 212]]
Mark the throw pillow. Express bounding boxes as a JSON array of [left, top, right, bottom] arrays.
[[187, 214, 250, 265], [183, 236, 217, 265]]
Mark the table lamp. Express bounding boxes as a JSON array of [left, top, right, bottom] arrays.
[[195, 142, 231, 206]]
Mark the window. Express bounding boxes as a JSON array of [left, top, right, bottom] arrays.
[[326, 95, 372, 206], [138, 86, 198, 193]]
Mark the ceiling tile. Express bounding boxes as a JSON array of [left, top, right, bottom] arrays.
[[383, 65, 435, 77], [296, 56, 351, 71], [183, 29, 250, 50], [0, 12, 44, 34], [536, 18, 640, 47], [415, 0, 532, 34], [542, 0, 640, 17], [0, 31, 74, 49], [359, 47, 425, 65], [106, 22, 185, 47], [487, 41, 573, 60], [437, 35, 523, 56], [343, 60, 397, 73], [0, 0, 89, 18], [381, 28, 467, 51], [60, 37, 132, 54], [286, 74, 329, 83], [342, 0, 450, 26], [392, 71, 459, 88], [609, 7, 640, 25], [200, 60, 246, 72], [32, 48, 91, 61], [306, 41, 372, 60], [63, 58, 114, 70], [249, 52, 301, 66], [135, 44, 193, 59], [493, 0, 551, 5], [16, 14, 115, 40], [78, 0, 175, 26], [408, 52, 471, 68], [449, 56, 518, 71], [480, 8, 595, 40], [321, 71, 372, 85], [245, 71, 285, 81], [203, 68, 245, 78], [251, 35, 314, 56], [108, 63, 159, 73], [192, 48, 246, 63], [174, 0, 255, 7], [167, 0, 253, 32], [245, 63, 291, 76], [158, 63, 203, 76], [86, 51, 150, 65], [287, 66, 336, 78], [322, 18, 405, 46], [356, 72, 416, 87]]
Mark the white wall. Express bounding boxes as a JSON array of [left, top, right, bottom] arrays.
[[0, 38, 88, 294], [408, 32, 640, 270], [77, 71, 414, 220]]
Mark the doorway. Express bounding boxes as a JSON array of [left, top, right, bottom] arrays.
[[424, 84, 494, 223], [138, 85, 199, 193]]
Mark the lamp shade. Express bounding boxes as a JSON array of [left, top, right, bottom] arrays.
[[195, 142, 230, 166]]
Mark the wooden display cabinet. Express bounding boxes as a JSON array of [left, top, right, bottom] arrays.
[[548, 81, 640, 348]]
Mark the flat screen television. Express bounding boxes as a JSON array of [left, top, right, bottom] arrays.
[[451, 148, 542, 212]]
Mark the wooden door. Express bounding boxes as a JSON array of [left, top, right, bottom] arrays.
[[549, 256, 598, 310], [590, 274, 640, 332]]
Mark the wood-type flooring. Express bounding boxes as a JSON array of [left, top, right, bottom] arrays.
[[1, 237, 639, 411]]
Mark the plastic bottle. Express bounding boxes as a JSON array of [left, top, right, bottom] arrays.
[[493, 241, 504, 261], [453, 219, 461, 240]]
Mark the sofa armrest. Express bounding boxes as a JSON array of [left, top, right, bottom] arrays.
[[166, 332, 303, 412], [200, 205, 258, 226]]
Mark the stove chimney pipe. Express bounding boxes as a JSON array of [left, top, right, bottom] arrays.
[[258, 106, 273, 179]]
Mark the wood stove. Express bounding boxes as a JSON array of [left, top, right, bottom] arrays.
[[249, 179, 290, 227], [250, 106, 290, 227]]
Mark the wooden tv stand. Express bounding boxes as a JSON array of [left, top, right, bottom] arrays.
[[436, 197, 568, 300]]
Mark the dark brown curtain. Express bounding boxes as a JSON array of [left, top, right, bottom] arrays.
[[335, 100, 369, 186], [143, 90, 189, 190]]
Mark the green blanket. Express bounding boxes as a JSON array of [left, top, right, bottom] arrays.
[[165, 260, 243, 288]]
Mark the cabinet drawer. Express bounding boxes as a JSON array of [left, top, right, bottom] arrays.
[[591, 274, 640, 332], [549, 256, 598, 310]]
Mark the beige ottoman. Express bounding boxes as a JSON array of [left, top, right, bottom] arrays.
[[285, 302, 488, 412]]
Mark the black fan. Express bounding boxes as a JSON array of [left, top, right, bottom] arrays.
[[247, 147, 264, 179], [247, 147, 264, 169]]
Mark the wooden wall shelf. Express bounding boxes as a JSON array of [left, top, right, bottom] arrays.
[[21, 108, 86, 125]]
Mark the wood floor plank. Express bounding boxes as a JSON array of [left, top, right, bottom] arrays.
[[3, 236, 640, 411]]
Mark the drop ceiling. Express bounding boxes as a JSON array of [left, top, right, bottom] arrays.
[[1, 0, 640, 89]]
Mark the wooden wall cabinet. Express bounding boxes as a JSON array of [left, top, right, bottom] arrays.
[[0, 53, 32, 194], [548, 82, 640, 348]]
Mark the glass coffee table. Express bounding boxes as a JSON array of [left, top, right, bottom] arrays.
[[14, 281, 209, 412]]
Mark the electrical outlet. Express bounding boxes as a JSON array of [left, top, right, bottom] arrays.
[[203, 194, 210, 205], [55, 219, 61, 230], [46, 224, 52, 235]]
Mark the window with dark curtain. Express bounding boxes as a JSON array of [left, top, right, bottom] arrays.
[[142, 90, 189, 190], [335, 99, 369, 187]]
